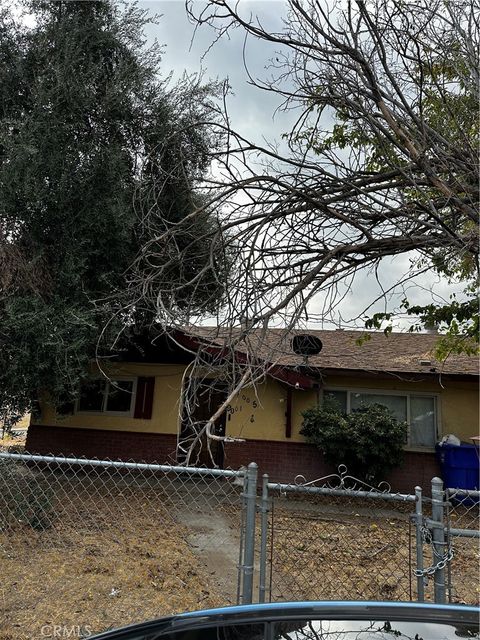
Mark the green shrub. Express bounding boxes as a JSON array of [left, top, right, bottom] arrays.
[[300, 400, 407, 483]]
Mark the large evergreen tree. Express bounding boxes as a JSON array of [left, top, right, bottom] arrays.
[[0, 0, 224, 427]]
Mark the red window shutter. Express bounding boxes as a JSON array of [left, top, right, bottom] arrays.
[[143, 376, 155, 419], [134, 377, 146, 418], [134, 376, 155, 419]]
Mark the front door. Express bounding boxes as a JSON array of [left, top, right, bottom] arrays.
[[179, 380, 227, 468]]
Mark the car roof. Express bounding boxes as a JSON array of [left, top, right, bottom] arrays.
[[90, 601, 480, 639]]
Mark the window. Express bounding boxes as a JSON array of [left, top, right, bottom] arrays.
[[324, 389, 347, 413], [77, 378, 136, 415], [323, 388, 438, 448], [351, 392, 407, 423]]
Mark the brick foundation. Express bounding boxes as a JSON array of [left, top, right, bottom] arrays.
[[224, 439, 441, 494], [26, 425, 441, 494], [26, 424, 178, 465], [224, 439, 334, 482], [385, 450, 441, 494]]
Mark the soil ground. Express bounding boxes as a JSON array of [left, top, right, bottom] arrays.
[[0, 505, 227, 639], [0, 467, 241, 640], [175, 507, 241, 605], [267, 495, 479, 605]]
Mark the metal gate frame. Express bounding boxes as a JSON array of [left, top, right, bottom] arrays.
[[256, 468, 417, 603], [248, 470, 480, 605], [413, 477, 480, 604]]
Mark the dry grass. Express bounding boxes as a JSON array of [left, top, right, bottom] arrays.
[[446, 503, 480, 605], [268, 498, 479, 605], [14, 415, 30, 431], [1, 465, 478, 640], [269, 508, 415, 602], [1, 509, 224, 640], [0, 423, 27, 453]]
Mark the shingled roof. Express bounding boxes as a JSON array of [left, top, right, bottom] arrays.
[[186, 327, 479, 378]]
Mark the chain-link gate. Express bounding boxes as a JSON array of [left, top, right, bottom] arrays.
[[445, 487, 480, 603], [1, 452, 478, 640], [413, 478, 479, 605], [256, 467, 418, 603], [255, 470, 480, 606]]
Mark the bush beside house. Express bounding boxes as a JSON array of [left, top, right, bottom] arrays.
[[300, 401, 407, 483]]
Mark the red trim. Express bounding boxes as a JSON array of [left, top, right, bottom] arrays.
[[143, 377, 155, 419], [133, 377, 147, 418], [133, 376, 155, 419], [174, 330, 318, 389], [268, 364, 317, 389], [285, 387, 292, 438]]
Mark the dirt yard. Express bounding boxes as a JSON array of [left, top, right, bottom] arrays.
[[1, 507, 227, 639], [1, 465, 478, 640], [0, 428, 27, 453], [0, 466, 244, 640]]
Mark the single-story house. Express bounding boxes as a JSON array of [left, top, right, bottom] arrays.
[[26, 328, 479, 493]]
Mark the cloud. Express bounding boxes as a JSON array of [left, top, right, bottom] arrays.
[[140, 1, 467, 329], [140, 1, 293, 145]]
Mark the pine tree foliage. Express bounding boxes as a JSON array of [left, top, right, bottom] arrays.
[[0, 0, 225, 427]]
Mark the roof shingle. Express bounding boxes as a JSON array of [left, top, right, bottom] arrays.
[[188, 327, 479, 377]]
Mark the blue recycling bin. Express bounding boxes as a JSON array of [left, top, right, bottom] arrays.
[[436, 442, 479, 490]]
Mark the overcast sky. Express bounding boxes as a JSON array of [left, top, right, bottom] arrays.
[[140, 1, 292, 147], [139, 1, 460, 331]]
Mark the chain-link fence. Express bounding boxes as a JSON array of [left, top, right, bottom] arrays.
[[256, 473, 479, 608], [445, 488, 480, 605], [0, 452, 247, 639], [1, 451, 478, 640], [256, 470, 418, 604]]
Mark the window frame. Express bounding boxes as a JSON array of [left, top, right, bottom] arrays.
[[75, 377, 138, 417], [322, 386, 440, 451]]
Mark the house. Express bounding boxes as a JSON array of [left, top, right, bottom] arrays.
[[26, 328, 479, 493]]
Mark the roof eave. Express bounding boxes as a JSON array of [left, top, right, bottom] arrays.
[[315, 367, 479, 383]]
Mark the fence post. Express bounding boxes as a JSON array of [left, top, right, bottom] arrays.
[[241, 462, 258, 604], [236, 475, 246, 605], [258, 474, 270, 603], [414, 485, 425, 602], [431, 476, 446, 604]]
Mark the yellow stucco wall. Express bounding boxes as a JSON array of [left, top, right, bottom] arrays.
[[226, 381, 284, 441], [441, 382, 479, 441], [34, 361, 479, 446], [225, 381, 318, 443], [38, 363, 186, 435], [225, 374, 479, 445]]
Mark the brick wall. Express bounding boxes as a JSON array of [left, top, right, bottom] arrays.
[[25, 424, 178, 465], [224, 439, 441, 494], [224, 439, 334, 482], [26, 425, 441, 494], [387, 450, 441, 493]]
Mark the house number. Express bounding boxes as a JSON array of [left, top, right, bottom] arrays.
[[241, 394, 258, 409], [226, 396, 258, 419]]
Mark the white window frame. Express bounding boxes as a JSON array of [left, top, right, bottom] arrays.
[[75, 377, 138, 417], [322, 387, 440, 451]]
